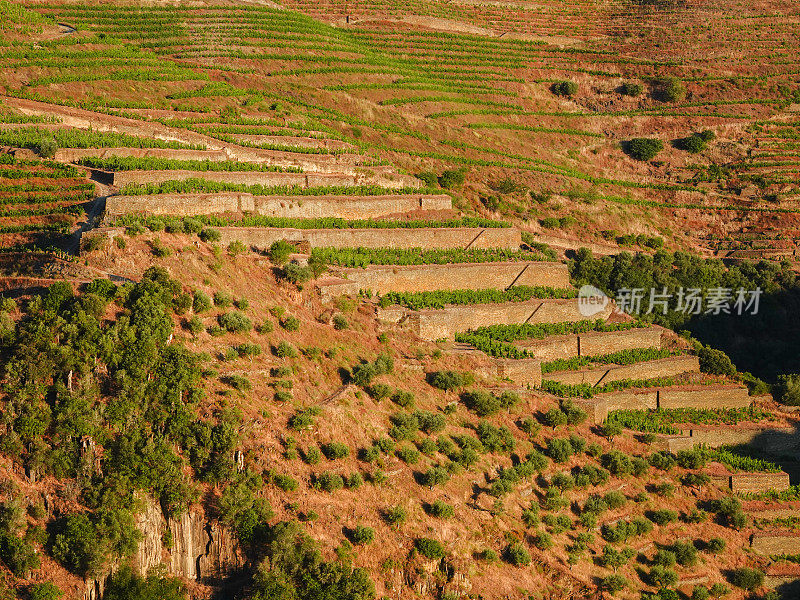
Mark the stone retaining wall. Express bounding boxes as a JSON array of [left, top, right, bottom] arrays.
[[105, 192, 452, 220], [333, 261, 569, 295], [55, 147, 229, 162], [658, 385, 752, 409], [579, 384, 753, 424], [546, 355, 699, 387], [751, 532, 800, 555], [216, 226, 521, 252], [712, 472, 792, 494], [409, 298, 608, 341], [660, 427, 800, 455], [515, 326, 662, 360]]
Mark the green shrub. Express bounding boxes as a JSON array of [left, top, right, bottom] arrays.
[[332, 314, 348, 330], [624, 138, 664, 161], [438, 168, 466, 189], [429, 499, 454, 519], [213, 291, 233, 307], [367, 383, 391, 401], [282, 263, 312, 285], [269, 240, 294, 265], [691, 586, 710, 600], [546, 438, 573, 463], [477, 422, 514, 453], [673, 541, 698, 566], [531, 531, 553, 550], [415, 538, 445, 559], [657, 77, 686, 102], [192, 290, 212, 313], [275, 341, 297, 358], [649, 509, 679, 526], [280, 315, 300, 331], [199, 228, 221, 242], [479, 548, 498, 562], [414, 410, 446, 434], [315, 471, 344, 492], [775, 373, 800, 405], [648, 565, 678, 587], [698, 346, 736, 377], [396, 445, 420, 465], [27, 582, 63, 600], [600, 574, 628, 594], [422, 466, 449, 487], [461, 389, 518, 416], [620, 82, 643, 97], [321, 442, 349, 460], [302, 446, 321, 465], [710, 583, 730, 597], [552, 80, 578, 97], [384, 506, 407, 527], [505, 543, 531, 566], [391, 390, 415, 408], [351, 525, 375, 545], [345, 472, 363, 489], [429, 370, 473, 391], [729, 567, 764, 590], [705, 538, 726, 554], [218, 311, 252, 333]]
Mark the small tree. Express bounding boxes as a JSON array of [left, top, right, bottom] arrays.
[[600, 574, 628, 595]]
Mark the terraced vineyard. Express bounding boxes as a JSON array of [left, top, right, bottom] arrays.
[[0, 154, 91, 252]]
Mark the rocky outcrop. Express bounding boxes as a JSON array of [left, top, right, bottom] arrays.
[[84, 496, 241, 599]]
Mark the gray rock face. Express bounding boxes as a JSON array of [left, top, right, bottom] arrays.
[[84, 496, 241, 599]]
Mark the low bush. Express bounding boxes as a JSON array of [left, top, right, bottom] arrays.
[[429, 500, 454, 519], [624, 138, 664, 161], [552, 80, 578, 97], [429, 370, 473, 391], [321, 442, 349, 460], [415, 538, 446, 559], [350, 525, 375, 546], [729, 567, 764, 591], [505, 543, 531, 566]]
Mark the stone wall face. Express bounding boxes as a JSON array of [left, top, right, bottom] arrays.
[[578, 327, 663, 356], [106, 192, 249, 218], [410, 298, 603, 340], [516, 333, 579, 360], [495, 358, 542, 387], [683, 428, 800, 454], [55, 147, 229, 162], [216, 226, 522, 251], [546, 355, 700, 387], [730, 472, 791, 493], [657, 386, 752, 409], [338, 261, 570, 295], [515, 327, 663, 361], [602, 390, 659, 412], [251, 193, 452, 219], [105, 192, 451, 220]]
